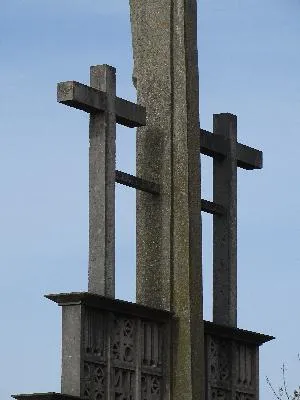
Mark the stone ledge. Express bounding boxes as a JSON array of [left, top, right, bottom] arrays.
[[204, 320, 274, 345], [45, 292, 172, 322], [45, 291, 274, 346], [12, 393, 83, 400]]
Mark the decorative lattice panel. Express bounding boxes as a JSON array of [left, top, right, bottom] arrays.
[[82, 307, 168, 400], [205, 334, 257, 400]]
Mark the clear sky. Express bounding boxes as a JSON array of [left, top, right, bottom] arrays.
[[0, 1, 299, 399]]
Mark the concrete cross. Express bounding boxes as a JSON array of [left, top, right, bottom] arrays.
[[201, 114, 262, 328], [57, 64, 145, 297]]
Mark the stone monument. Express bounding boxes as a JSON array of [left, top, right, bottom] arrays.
[[12, 1, 274, 400]]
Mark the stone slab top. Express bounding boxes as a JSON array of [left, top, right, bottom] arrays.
[[45, 292, 273, 343], [45, 292, 172, 322], [204, 320, 275, 345], [12, 393, 83, 400]]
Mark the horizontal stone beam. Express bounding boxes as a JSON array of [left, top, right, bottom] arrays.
[[57, 81, 146, 128], [115, 97, 146, 128], [116, 170, 224, 215], [201, 199, 226, 216], [115, 170, 160, 195], [57, 81, 106, 113], [237, 143, 263, 170], [204, 320, 274, 345], [200, 128, 263, 170], [200, 129, 226, 158], [45, 291, 172, 322]]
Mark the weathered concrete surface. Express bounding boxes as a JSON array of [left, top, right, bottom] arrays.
[[61, 305, 83, 396], [130, 1, 204, 399], [213, 113, 237, 327], [88, 65, 116, 297]]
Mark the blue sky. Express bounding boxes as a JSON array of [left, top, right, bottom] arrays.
[[0, 1, 300, 399]]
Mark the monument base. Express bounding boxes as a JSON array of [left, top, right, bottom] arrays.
[[13, 293, 273, 400], [204, 321, 274, 400], [47, 292, 172, 400]]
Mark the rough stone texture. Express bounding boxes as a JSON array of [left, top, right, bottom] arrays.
[[88, 65, 116, 297], [204, 321, 274, 400], [213, 114, 237, 327], [200, 128, 263, 171], [57, 79, 146, 128], [130, 1, 204, 399], [57, 64, 148, 298], [61, 305, 83, 396], [47, 292, 172, 400]]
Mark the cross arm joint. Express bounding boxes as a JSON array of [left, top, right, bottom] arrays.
[[57, 81, 146, 128], [200, 128, 263, 170]]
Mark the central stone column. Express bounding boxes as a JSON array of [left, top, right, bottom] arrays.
[[130, 1, 204, 399]]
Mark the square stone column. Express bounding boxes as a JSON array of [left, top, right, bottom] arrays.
[[130, 2, 204, 398]]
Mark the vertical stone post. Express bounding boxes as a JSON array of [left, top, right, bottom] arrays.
[[213, 113, 237, 327], [88, 65, 116, 297], [61, 305, 84, 396], [130, 1, 204, 399]]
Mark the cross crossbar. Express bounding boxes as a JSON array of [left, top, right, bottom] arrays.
[[57, 81, 146, 128], [115, 170, 160, 195], [57, 67, 261, 331], [115, 170, 225, 215], [201, 199, 226, 216], [200, 128, 262, 170]]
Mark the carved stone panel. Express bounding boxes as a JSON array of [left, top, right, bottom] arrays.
[[84, 309, 106, 361], [80, 305, 169, 400], [205, 333, 258, 400], [83, 362, 106, 400], [140, 321, 164, 400], [234, 343, 255, 392], [235, 392, 255, 400], [48, 293, 272, 400], [112, 315, 136, 368], [207, 336, 231, 386], [210, 387, 231, 400], [141, 374, 161, 400], [141, 321, 163, 371], [113, 368, 135, 400]]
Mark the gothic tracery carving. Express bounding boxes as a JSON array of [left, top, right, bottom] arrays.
[[206, 335, 258, 400], [208, 336, 231, 383], [113, 368, 135, 400], [83, 362, 106, 400], [211, 388, 230, 400], [141, 374, 161, 400], [112, 316, 136, 365], [82, 309, 166, 400]]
